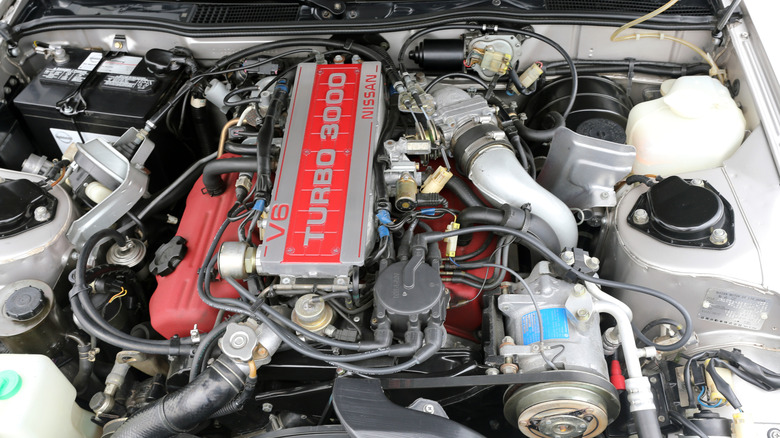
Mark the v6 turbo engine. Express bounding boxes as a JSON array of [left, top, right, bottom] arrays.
[[0, 4, 779, 438]]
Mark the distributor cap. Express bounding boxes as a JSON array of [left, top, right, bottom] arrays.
[[374, 260, 447, 331]]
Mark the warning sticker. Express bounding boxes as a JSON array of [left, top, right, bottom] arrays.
[[521, 307, 570, 345], [698, 289, 771, 330], [101, 75, 156, 93], [40, 67, 88, 85], [97, 56, 142, 75], [77, 52, 103, 71]]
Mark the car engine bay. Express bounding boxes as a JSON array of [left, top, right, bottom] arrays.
[[0, 0, 778, 437]]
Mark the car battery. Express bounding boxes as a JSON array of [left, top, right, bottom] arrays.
[[12, 48, 182, 159]]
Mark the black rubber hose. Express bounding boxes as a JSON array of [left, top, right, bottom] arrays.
[[444, 177, 485, 208], [458, 207, 504, 227], [131, 151, 218, 223], [224, 141, 257, 155], [113, 356, 246, 438], [514, 111, 565, 143], [669, 411, 709, 438], [458, 205, 561, 252], [424, 72, 489, 92], [210, 374, 257, 418], [64, 334, 92, 394], [190, 104, 214, 156], [632, 408, 664, 438], [256, 80, 290, 199], [202, 157, 257, 196], [70, 229, 194, 355]]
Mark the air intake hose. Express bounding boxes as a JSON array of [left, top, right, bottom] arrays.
[[113, 355, 247, 438], [451, 121, 577, 250]]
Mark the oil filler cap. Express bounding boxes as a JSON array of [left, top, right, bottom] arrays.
[[0, 370, 22, 400], [627, 176, 734, 249], [4, 286, 46, 321]]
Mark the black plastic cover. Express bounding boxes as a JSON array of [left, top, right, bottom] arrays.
[[333, 378, 484, 438], [627, 176, 734, 249], [686, 410, 731, 437], [0, 178, 57, 238], [4, 286, 46, 321]]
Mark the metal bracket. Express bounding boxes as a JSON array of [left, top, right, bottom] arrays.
[[111, 35, 128, 52], [67, 130, 151, 248]]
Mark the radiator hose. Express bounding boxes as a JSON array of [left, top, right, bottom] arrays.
[[112, 355, 247, 438]]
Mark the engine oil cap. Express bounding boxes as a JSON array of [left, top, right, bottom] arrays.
[[0, 370, 22, 400], [4, 286, 46, 321]]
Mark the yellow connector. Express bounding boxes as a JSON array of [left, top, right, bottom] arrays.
[[731, 411, 752, 438], [421, 166, 453, 194], [704, 359, 732, 406], [519, 62, 544, 89], [445, 221, 460, 257], [480, 51, 512, 75]]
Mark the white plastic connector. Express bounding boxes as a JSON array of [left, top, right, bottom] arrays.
[[518, 62, 544, 89], [421, 166, 453, 194], [444, 221, 460, 257]]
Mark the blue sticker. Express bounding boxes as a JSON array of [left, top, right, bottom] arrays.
[[521, 307, 569, 345]]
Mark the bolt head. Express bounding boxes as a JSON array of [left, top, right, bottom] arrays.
[[690, 178, 705, 187], [113, 41, 123, 49], [632, 209, 649, 225], [585, 257, 600, 271], [576, 308, 591, 320], [710, 228, 728, 245], [561, 250, 575, 265], [262, 403, 273, 413], [33, 206, 51, 222], [485, 368, 499, 376], [572, 284, 586, 296], [600, 191, 610, 199], [499, 362, 519, 374], [423, 404, 435, 414]]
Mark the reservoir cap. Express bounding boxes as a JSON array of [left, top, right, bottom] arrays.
[[0, 370, 22, 400], [4, 286, 46, 321]]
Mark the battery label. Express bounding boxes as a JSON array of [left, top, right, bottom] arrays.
[[98, 56, 142, 75], [77, 52, 103, 71], [40, 67, 88, 85], [521, 307, 570, 345], [101, 75, 157, 93]]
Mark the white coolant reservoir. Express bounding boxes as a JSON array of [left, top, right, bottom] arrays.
[[626, 76, 746, 176], [0, 354, 101, 438]]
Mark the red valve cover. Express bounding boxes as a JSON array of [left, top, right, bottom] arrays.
[[149, 158, 243, 339]]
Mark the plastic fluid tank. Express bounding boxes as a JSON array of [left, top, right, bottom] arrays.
[[626, 76, 745, 176], [0, 354, 101, 438]]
